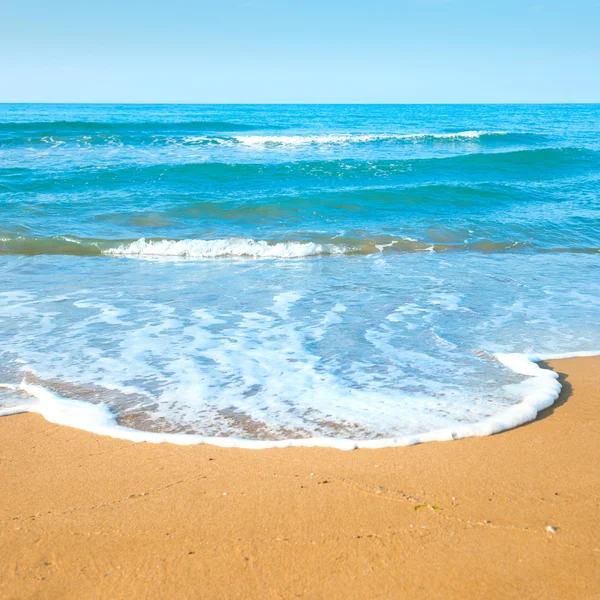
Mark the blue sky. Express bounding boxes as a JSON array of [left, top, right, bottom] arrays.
[[1, 0, 599, 102]]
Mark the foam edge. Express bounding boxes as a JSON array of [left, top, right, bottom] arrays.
[[0, 351, 597, 450]]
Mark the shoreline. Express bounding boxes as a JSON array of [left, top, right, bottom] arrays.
[[1, 357, 599, 598], [3, 351, 595, 449]]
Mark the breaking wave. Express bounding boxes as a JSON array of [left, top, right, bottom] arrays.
[[183, 130, 521, 147], [104, 237, 350, 259], [1, 235, 597, 258], [0, 127, 539, 148]]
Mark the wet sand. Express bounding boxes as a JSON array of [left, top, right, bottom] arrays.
[[1, 357, 599, 599]]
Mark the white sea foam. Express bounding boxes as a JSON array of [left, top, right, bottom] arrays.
[[103, 238, 350, 259], [181, 131, 508, 147], [232, 131, 507, 146], [0, 350, 589, 449], [1, 252, 599, 449], [0, 405, 29, 417], [272, 291, 302, 319], [532, 350, 600, 361]]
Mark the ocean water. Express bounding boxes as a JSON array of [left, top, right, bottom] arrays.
[[1, 104, 599, 448]]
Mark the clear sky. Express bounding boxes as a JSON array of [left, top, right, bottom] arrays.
[[1, 0, 599, 103]]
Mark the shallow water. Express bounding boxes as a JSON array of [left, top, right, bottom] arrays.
[[1, 104, 599, 447]]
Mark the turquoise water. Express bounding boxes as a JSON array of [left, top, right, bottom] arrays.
[[1, 104, 599, 447]]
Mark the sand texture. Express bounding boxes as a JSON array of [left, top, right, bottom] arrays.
[[1, 357, 599, 599]]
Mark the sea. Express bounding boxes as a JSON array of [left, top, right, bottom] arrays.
[[0, 104, 599, 449]]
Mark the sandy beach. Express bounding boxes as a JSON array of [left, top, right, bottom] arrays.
[[0, 356, 598, 599]]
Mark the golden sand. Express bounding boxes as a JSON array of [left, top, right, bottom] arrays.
[[1, 357, 599, 599]]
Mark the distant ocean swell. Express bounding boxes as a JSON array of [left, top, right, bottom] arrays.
[[0, 120, 260, 134], [3, 148, 597, 192]]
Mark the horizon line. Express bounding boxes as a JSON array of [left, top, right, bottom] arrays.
[[1, 102, 599, 106]]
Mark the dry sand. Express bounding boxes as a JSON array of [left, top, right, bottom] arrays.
[[0, 357, 599, 599]]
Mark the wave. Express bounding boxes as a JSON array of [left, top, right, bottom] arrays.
[[92, 183, 528, 227], [0, 120, 259, 137], [0, 236, 103, 256], [0, 236, 378, 258], [3, 147, 595, 192], [0, 127, 540, 148], [182, 130, 522, 147], [1, 235, 597, 258], [104, 237, 351, 259], [1, 351, 587, 448]]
